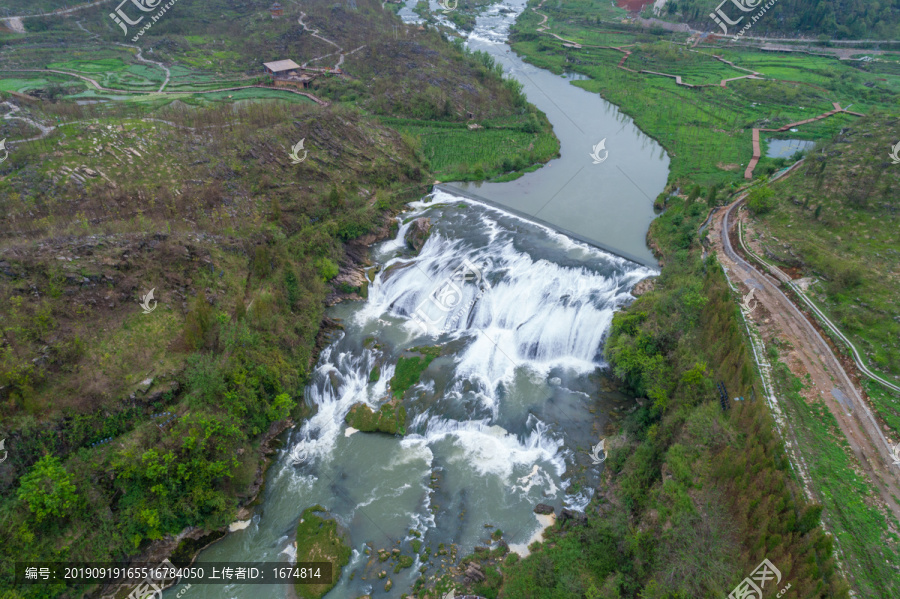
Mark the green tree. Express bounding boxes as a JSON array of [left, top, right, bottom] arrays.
[[688, 184, 702, 201], [747, 185, 775, 214], [17, 455, 79, 522]]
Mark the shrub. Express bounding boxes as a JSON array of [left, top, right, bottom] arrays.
[[315, 258, 339, 282], [747, 185, 775, 214], [17, 455, 79, 522]]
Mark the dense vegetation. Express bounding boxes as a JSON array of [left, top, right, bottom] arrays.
[[662, 0, 900, 40], [294, 505, 352, 599], [345, 400, 408, 435]]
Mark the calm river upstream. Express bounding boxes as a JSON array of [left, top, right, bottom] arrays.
[[169, 2, 669, 597]]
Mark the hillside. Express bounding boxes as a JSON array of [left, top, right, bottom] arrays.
[[1, 0, 558, 182], [743, 114, 900, 433], [658, 0, 900, 40]]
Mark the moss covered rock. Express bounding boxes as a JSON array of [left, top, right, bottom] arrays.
[[389, 346, 441, 398], [345, 399, 407, 435], [294, 505, 352, 599], [404, 217, 432, 253]]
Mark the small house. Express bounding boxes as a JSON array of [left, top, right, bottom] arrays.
[[270, 2, 284, 17], [263, 59, 301, 78]]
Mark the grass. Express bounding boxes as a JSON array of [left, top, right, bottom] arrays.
[[771, 356, 900, 598], [388, 119, 558, 181], [47, 59, 129, 74]]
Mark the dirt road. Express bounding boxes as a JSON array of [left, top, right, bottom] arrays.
[[712, 194, 900, 523]]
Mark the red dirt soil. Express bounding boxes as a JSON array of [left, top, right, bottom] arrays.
[[617, 0, 653, 11]]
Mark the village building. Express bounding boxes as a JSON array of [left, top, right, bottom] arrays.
[[263, 60, 343, 89], [263, 59, 301, 78], [270, 2, 284, 17]]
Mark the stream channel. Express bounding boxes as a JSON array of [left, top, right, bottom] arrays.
[[169, 2, 670, 597]]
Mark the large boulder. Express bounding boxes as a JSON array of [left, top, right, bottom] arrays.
[[345, 399, 407, 435], [405, 218, 432, 253]]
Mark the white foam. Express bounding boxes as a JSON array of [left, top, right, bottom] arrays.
[[228, 519, 251, 532]]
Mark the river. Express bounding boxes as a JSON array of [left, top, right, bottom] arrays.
[[166, 2, 668, 598]]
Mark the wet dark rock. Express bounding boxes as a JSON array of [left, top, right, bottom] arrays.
[[404, 217, 432, 253], [533, 503, 555, 515], [559, 508, 587, 526]]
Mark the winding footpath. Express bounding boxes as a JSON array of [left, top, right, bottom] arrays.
[[1, 101, 55, 144], [296, 9, 364, 71], [712, 191, 900, 526]]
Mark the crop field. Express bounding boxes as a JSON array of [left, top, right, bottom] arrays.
[[0, 77, 50, 93], [194, 88, 318, 103], [626, 44, 748, 85], [46, 58, 129, 74], [386, 118, 559, 181], [561, 29, 639, 47]]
